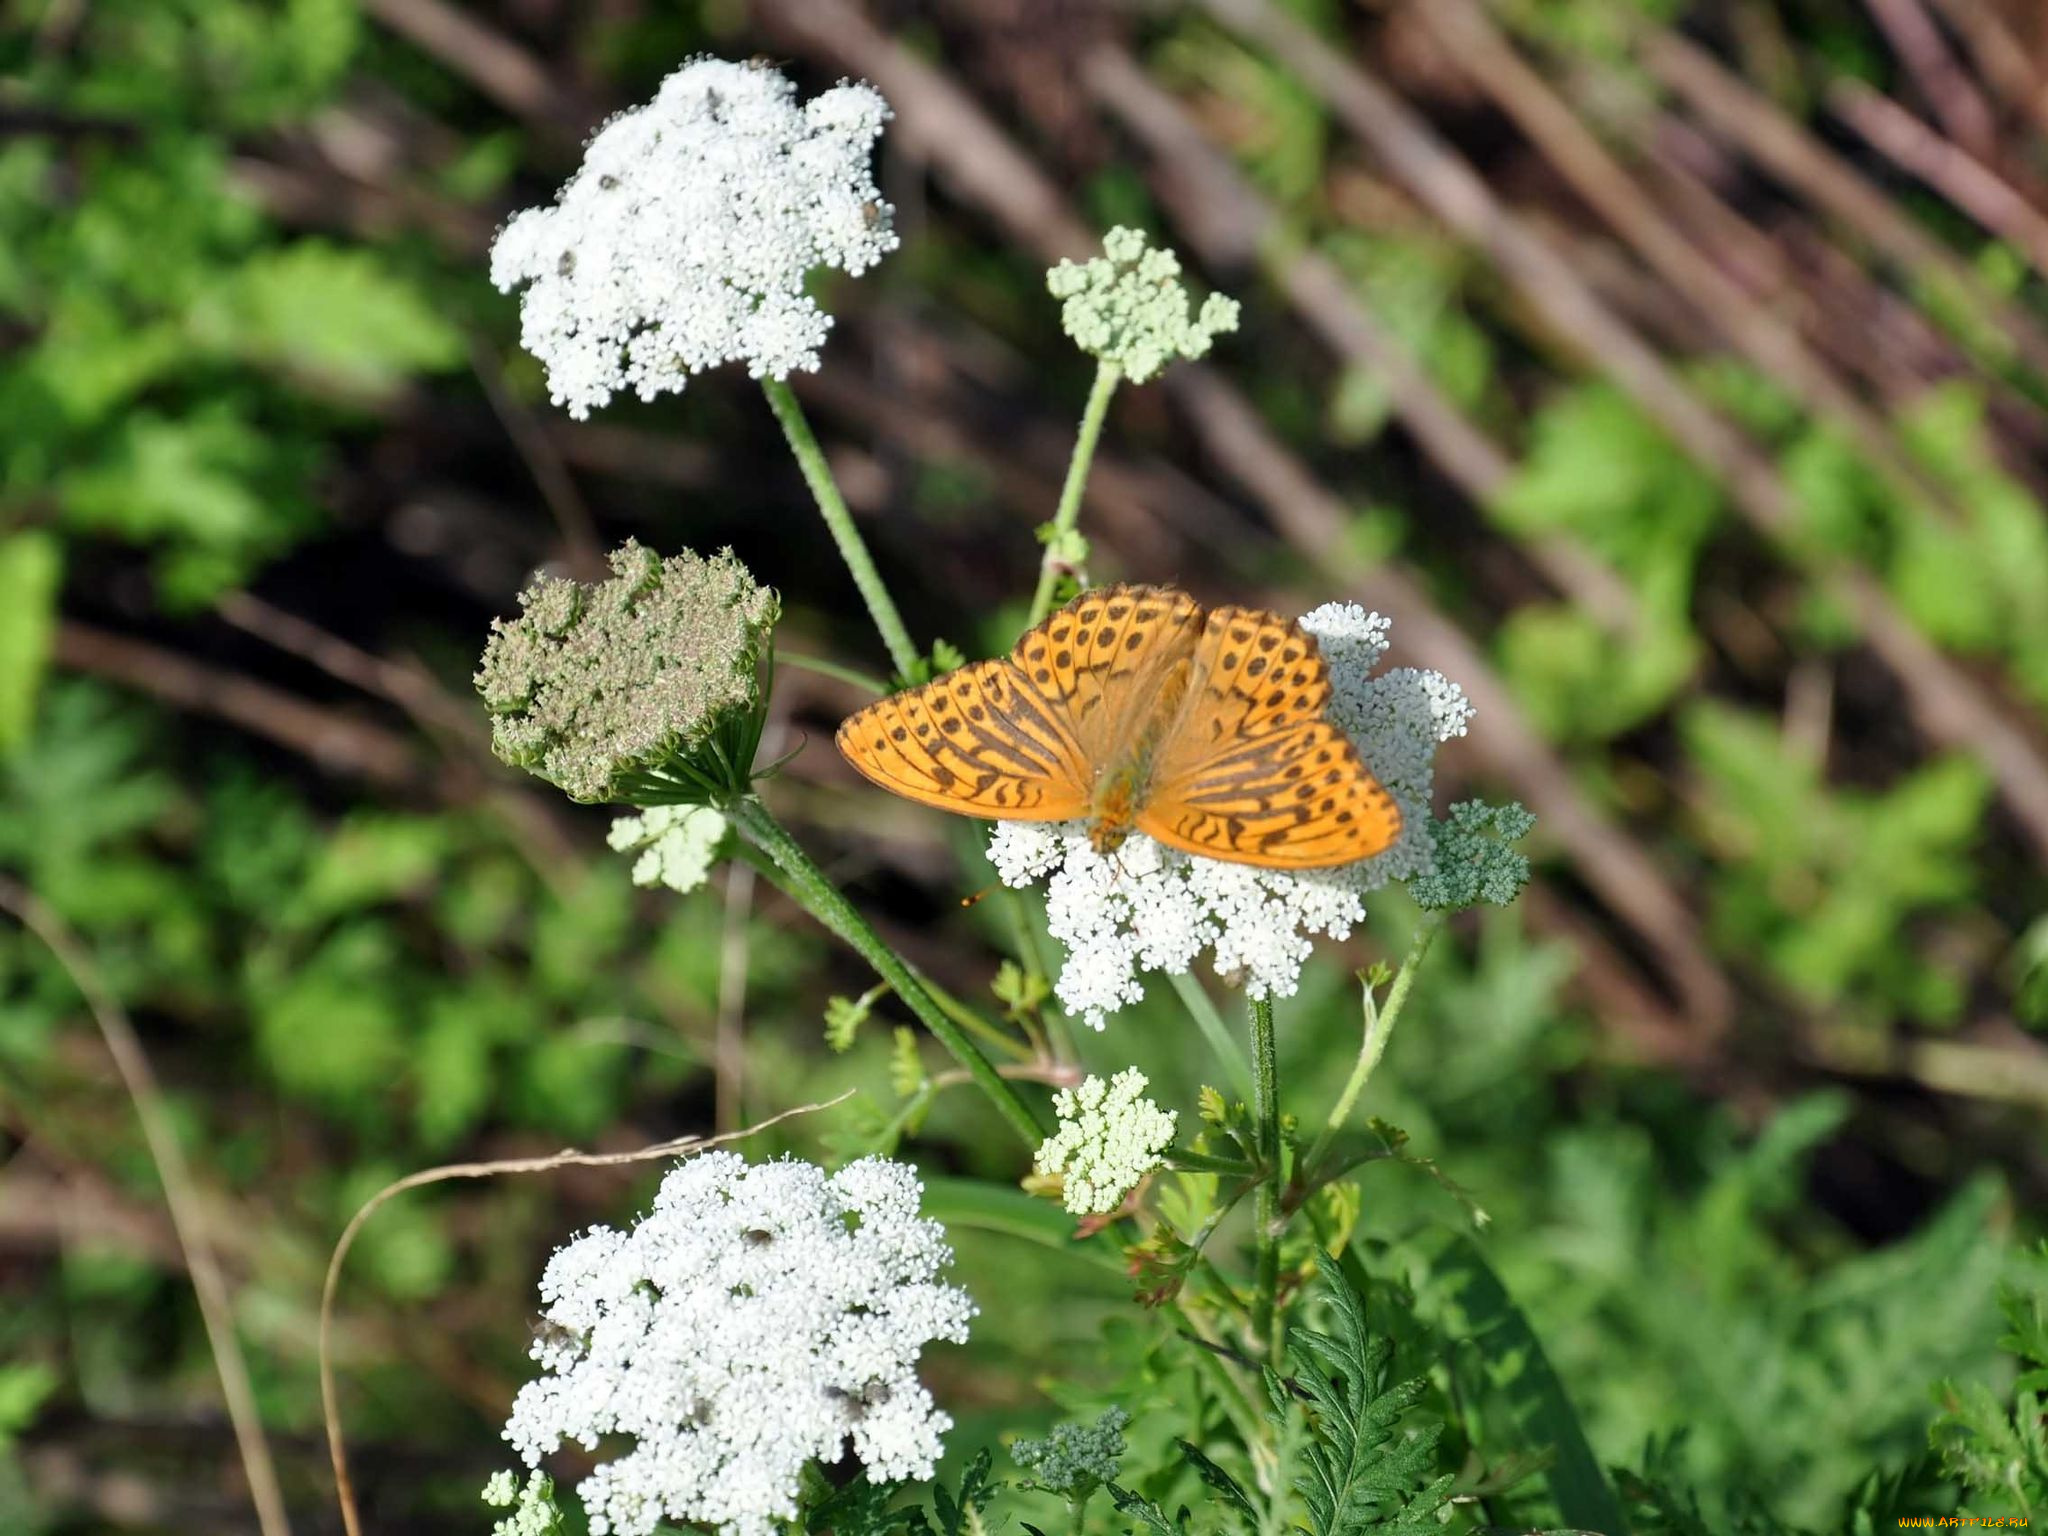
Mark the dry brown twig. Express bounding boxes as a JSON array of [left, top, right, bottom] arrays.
[[1926, 0, 2048, 139], [1829, 74, 2048, 278], [57, 618, 421, 788], [0, 878, 294, 1536], [1423, 0, 1968, 530], [356, 0, 563, 122], [1860, 0, 2001, 158], [1637, 26, 2048, 377], [318, 1090, 856, 1536], [64, 612, 587, 890]]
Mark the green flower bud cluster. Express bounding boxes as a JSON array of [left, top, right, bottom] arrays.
[[1410, 800, 1536, 911], [1048, 226, 1240, 382], [475, 541, 777, 806], [1012, 1406, 1132, 1500]]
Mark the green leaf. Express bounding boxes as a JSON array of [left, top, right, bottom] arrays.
[[1106, 1483, 1190, 1534], [916, 1448, 996, 1536], [1424, 1233, 1629, 1535], [1283, 1250, 1456, 1535], [190, 240, 465, 396], [918, 1176, 1127, 1275], [1177, 1438, 1259, 1531], [889, 1026, 927, 1099], [826, 984, 887, 1052], [0, 531, 61, 755], [0, 1362, 58, 1450]]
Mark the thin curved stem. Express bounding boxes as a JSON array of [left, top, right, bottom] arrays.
[[729, 797, 1046, 1149], [319, 1095, 850, 1536], [1, 879, 292, 1536], [1027, 359, 1122, 625], [775, 648, 889, 697], [761, 377, 921, 680], [1304, 915, 1444, 1176]]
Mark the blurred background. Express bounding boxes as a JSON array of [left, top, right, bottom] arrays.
[[3, 0, 2047, 1530]]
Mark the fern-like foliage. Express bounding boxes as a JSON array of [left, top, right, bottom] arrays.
[[1275, 1253, 1456, 1535], [1928, 1243, 2048, 1519], [903, 1449, 1000, 1536], [810, 1476, 913, 1536]]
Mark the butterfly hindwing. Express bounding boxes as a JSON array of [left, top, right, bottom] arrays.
[[1139, 609, 1400, 867], [836, 658, 1091, 820]]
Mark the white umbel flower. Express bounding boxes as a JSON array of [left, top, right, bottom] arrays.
[[988, 606, 1472, 1028], [504, 1153, 973, 1536], [490, 58, 897, 418], [1035, 1070, 1177, 1215], [607, 804, 728, 894]]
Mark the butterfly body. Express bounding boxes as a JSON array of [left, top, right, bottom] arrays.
[[836, 585, 1400, 870]]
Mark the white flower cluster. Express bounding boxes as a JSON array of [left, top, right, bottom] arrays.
[[491, 58, 897, 417], [483, 1469, 564, 1536], [1047, 226, 1239, 383], [504, 1153, 973, 1536], [1034, 1070, 1177, 1215], [989, 605, 1472, 1028], [607, 804, 729, 894]]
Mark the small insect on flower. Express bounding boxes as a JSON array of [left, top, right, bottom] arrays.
[[837, 584, 1401, 870]]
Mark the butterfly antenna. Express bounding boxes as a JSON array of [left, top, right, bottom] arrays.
[[959, 884, 996, 909]]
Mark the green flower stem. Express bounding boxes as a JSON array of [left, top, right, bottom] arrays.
[[774, 649, 888, 698], [1171, 971, 1255, 1101], [911, 967, 1035, 1062], [729, 797, 1045, 1150], [1027, 359, 1122, 626], [1167, 1148, 1258, 1177], [1249, 994, 1284, 1362], [1178, 1299, 1269, 1448], [761, 377, 921, 681], [1304, 915, 1444, 1175]]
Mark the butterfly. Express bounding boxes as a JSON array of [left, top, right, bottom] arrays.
[[835, 585, 1400, 869]]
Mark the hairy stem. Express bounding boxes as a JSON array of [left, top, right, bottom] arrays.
[[1027, 359, 1122, 625], [761, 377, 921, 680], [729, 798, 1045, 1149], [1249, 993, 1284, 1362], [1304, 914, 1444, 1174]]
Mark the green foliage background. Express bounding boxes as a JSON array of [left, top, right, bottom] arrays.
[[2, 0, 2045, 1531]]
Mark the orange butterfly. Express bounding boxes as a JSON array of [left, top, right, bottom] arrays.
[[835, 585, 1399, 869]]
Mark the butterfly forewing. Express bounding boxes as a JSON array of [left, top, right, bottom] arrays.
[[1139, 610, 1400, 867], [1012, 584, 1203, 764], [836, 658, 1091, 819]]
